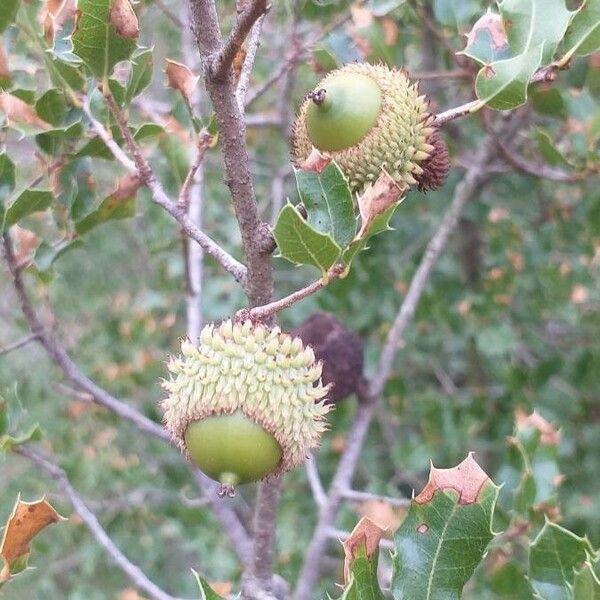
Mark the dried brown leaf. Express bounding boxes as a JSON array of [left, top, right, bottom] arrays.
[[110, 173, 143, 201], [298, 147, 331, 173], [40, 0, 77, 44], [165, 59, 198, 107], [358, 171, 404, 235], [109, 0, 139, 39], [11, 226, 39, 265], [0, 92, 51, 130], [0, 496, 66, 583], [515, 408, 561, 445], [342, 517, 385, 584], [415, 453, 490, 505], [357, 500, 403, 533], [0, 41, 9, 81]]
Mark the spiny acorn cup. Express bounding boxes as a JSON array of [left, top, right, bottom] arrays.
[[292, 63, 450, 194], [161, 320, 332, 492]]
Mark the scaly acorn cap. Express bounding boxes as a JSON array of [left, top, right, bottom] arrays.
[[161, 319, 332, 478], [292, 63, 448, 195]]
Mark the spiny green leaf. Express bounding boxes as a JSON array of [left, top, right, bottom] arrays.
[[475, 44, 544, 110], [295, 163, 356, 249], [191, 570, 223, 599], [573, 561, 600, 599], [72, 0, 138, 80], [561, 0, 600, 62], [529, 521, 598, 600], [499, 0, 576, 64], [3, 190, 53, 231], [391, 455, 499, 600], [273, 203, 342, 274]]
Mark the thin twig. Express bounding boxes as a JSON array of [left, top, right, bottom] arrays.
[[98, 91, 247, 284], [434, 100, 481, 126], [0, 332, 39, 356], [341, 489, 411, 508], [238, 264, 345, 321], [369, 136, 498, 398], [305, 455, 327, 508], [16, 445, 186, 600], [178, 132, 212, 208], [293, 401, 376, 600], [236, 15, 266, 112], [326, 527, 395, 552], [209, 0, 270, 81]]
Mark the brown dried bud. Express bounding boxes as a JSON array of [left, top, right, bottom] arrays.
[[292, 312, 363, 403], [414, 129, 451, 192]]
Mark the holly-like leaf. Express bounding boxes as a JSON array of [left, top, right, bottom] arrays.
[[573, 561, 600, 599], [0, 0, 19, 33], [529, 521, 598, 599], [192, 570, 224, 600], [273, 202, 342, 274], [460, 11, 511, 65], [475, 45, 544, 110], [72, 0, 138, 80], [560, 0, 600, 64], [391, 454, 499, 600], [295, 163, 356, 249], [75, 173, 140, 235], [126, 48, 153, 104], [3, 190, 53, 231], [499, 0, 576, 64], [338, 517, 386, 600], [0, 495, 65, 587]]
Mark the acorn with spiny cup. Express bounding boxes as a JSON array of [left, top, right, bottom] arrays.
[[161, 320, 332, 496], [292, 63, 450, 195]]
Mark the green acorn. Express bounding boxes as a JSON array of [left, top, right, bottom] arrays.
[[292, 63, 450, 194], [161, 320, 331, 493]]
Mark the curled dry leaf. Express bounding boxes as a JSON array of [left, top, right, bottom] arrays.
[[357, 170, 404, 235], [109, 0, 139, 40], [298, 147, 332, 173], [415, 453, 491, 505], [357, 499, 403, 533], [0, 92, 51, 130], [11, 225, 39, 265], [342, 516, 385, 584], [165, 59, 198, 107], [0, 495, 66, 584], [40, 0, 77, 44], [515, 408, 561, 446], [110, 173, 143, 201]]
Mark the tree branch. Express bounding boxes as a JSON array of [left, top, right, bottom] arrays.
[[85, 93, 247, 284], [0, 332, 39, 356], [293, 401, 376, 600], [209, 0, 270, 81], [235, 15, 266, 112], [16, 445, 186, 600]]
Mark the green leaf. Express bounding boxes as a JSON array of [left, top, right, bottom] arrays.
[[273, 203, 342, 274], [134, 122, 164, 142], [0, 153, 16, 199], [0, 424, 42, 452], [191, 570, 223, 599], [573, 562, 600, 599], [72, 0, 138, 80], [561, 0, 600, 62], [535, 129, 574, 168], [35, 89, 67, 127], [459, 12, 512, 65], [340, 546, 386, 600], [0, 0, 19, 33], [3, 190, 53, 231], [45, 55, 86, 93], [529, 521, 598, 600], [432, 0, 479, 27], [75, 193, 136, 236], [0, 398, 7, 437], [499, 0, 576, 64], [391, 455, 499, 600], [295, 163, 356, 249], [32, 239, 83, 276], [475, 45, 544, 110], [125, 48, 153, 104]]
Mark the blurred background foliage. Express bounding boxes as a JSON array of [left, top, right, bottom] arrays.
[[2, 0, 600, 597]]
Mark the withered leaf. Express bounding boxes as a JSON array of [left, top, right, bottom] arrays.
[[357, 171, 404, 236], [298, 147, 331, 173], [165, 59, 198, 107], [415, 453, 491, 505], [109, 0, 139, 39], [110, 173, 143, 201], [342, 516, 385, 585], [0, 92, 51, 130], [515, 408, 561, 446], [0, 495, 66, 584], [40, 0, 77, 44]]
